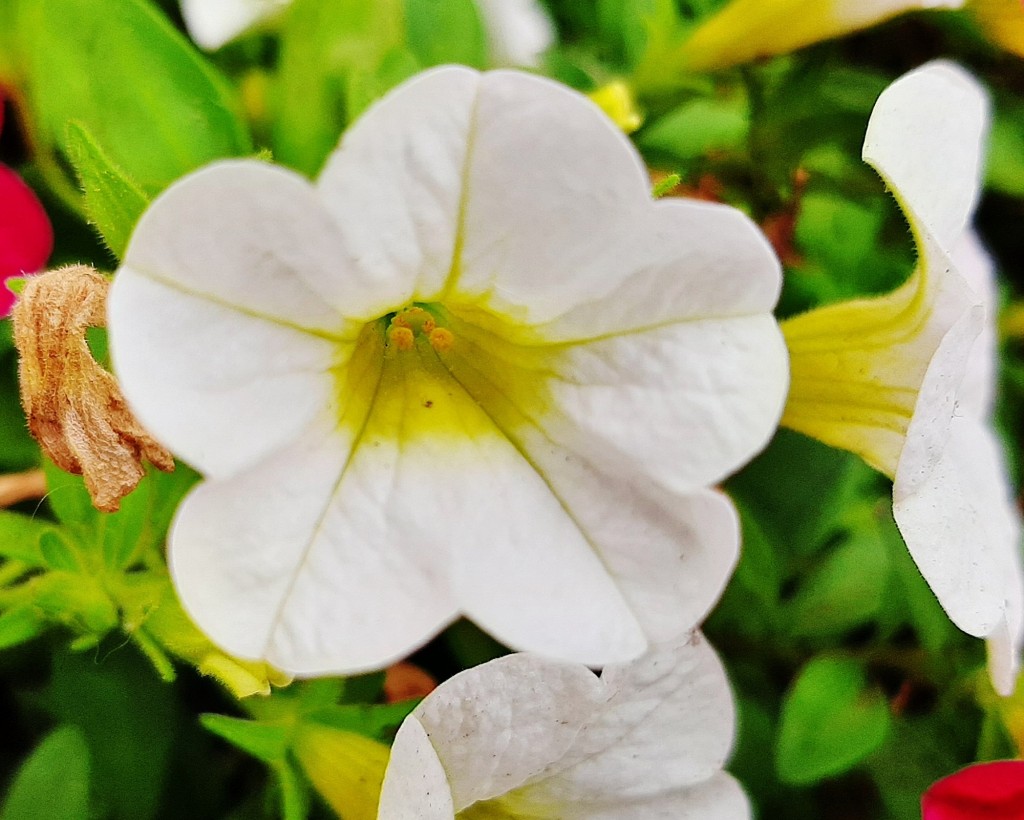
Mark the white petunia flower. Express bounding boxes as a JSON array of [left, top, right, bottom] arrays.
[[377, 634, 749, 819], [783, 61, 1024, 694], [108, 66, 788, 676], [180, 0, 290, 50]]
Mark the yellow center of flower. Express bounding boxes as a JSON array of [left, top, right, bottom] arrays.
[[334, 302, 560, 447]]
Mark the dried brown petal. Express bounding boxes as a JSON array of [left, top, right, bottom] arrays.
[[12, 265, 173, 512]]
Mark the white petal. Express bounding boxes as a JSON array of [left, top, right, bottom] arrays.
[[894, 415, 1011, 638], [453, 72, 781, 331], [316, 67, 482, 313], [540, 316, 789, 491], [389, 654, 607, 812], [169, 421, 461, 675], [477, 0, 555, 67], [518, 635, 737, 805], [181, 0, 290, 49], [110, 162, 370, 478], [171, 351, 648, 674], [862, 60, 989, 248], [560, 773, 751, 820], [952, 230, 998, 419], [377, 717, 454, 820]]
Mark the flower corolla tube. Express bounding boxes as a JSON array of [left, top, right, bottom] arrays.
[[108, 67, 788, 676], [782, 61, 1024, 695], [378, 634, 749, 819]]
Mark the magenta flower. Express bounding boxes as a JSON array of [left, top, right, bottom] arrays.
[[923, 761, 1024, 820], [0, 102, 54, 316]]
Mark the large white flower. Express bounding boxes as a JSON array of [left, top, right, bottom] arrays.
[[782, 61, 1024, 694], [108, 67, 787, 676], [378, 634, 748, 819]]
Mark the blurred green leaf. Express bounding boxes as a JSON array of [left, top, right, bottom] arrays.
[[0, 606, 47, 651], [639, 93, 749, 161], [63, 121, 150, 260], [776, 657, 891, 784], [786, 511, 892, 638], [46, 649, 179, 820], [305, 701, 419, 744], [200, 714, 290, 764], [272, 0, 406, 175], [405, 0, 486, 68], [0, 511, 57, 566], [987, 96, 1024, 197], [16, 0, 250, 195], [0, 725, 91, 820]]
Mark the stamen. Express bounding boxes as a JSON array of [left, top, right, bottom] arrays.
[[388, 326, 415, 351], [428, 327, 454, 352]]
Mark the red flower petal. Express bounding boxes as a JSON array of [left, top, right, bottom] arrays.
[[0, 163, 53, 316], [923, 761, 1024, 820]]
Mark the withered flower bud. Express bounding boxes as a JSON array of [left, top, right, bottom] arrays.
[[13, 265, 174, 512]]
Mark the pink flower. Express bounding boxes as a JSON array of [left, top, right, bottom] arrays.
[[923, 761, 1024, 820], [0, 101, 54, 316]]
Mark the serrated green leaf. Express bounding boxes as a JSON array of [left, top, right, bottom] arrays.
[[776, 657, 891, 785], [0, 725, 91, 820], [200, 714, 290, 764], [16, 0, 250, 195], [405, 0, 486, 68], [63, 121, 150, 259]]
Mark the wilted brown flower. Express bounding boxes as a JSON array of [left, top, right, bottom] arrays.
[[12, 264, 173, 512]]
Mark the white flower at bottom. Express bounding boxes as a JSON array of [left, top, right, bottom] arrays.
[[377, 634, 748, 819], [108, 67, 788, 676]]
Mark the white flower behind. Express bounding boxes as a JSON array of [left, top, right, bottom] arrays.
[[109, 66, 788, 676], [180, 0, 289, 50], [378, 634, 749, 819], [180, 0, 554, 64]]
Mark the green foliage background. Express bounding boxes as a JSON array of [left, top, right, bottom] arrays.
[[1, 0, 1023, 817]]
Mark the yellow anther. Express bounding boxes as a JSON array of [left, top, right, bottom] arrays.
[[428, 327, 454, 352], [388, 326, 415, 351], [422, 316, 436, 333]]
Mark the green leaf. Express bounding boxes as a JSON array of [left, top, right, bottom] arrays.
[[16, 0, 250, 195], [304, 701, 419, 744], [786, 512, 893, 638], [42, 462, 97, 531], [1, 725, 91, 820], [45, 649, 179, 820], [987, 95, 1024, 197], [0, 606, 47, 651], [639, 94, 749, 162], [273, 761, 311, 820], [0, 511, 59, 566], [63, 121, 150, 259], [272, 0, 406, 175], [405, 0, 486, 68], [776, 657, 891, 785], [200, 714, 290, 764]]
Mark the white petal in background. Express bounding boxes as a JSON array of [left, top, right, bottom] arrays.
[[378, 635, 749, 819], [181, 0, 290, 50], [476, 0, 555, 67]]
